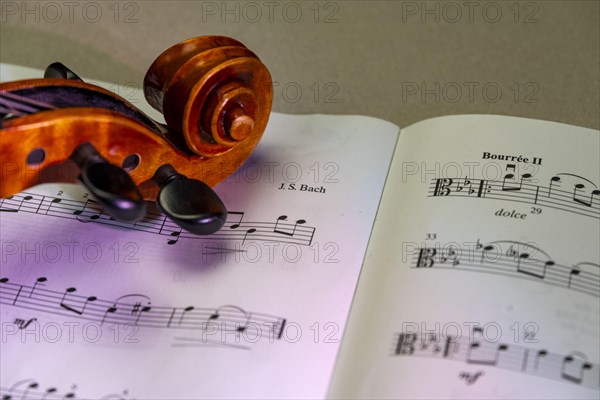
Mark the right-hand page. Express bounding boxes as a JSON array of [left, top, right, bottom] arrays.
[[328, 115, 600, 399]]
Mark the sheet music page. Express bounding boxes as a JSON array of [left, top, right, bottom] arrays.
[[328, 115, 600, 399], [0, 65, 399, 399]]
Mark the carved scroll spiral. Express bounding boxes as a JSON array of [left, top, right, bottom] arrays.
[[144, 36, 273, 157]]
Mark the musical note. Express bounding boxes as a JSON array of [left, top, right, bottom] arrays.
[[567, 262, 599, 293], [568, 267, 581, 288], [228, 212, 245, 229], [155, 214, 184, 245], [100, 305, 118, 325], [412, 240, 599, 297], [274, 215, 307, 237], [548, 176, 561, 197], [515, 252, 554, 280], [10, 284, 23, 306], [44, 197, 63, 215], [133, 303, 152, 325], [501, 164, 533, 192], [167, 230, 181, 245], [72, 199, 88, 216], [60, 288, 97, 315], [501, 164, 519, 191], [166, 306, 194, 328], [393, 330, 600, 390], [42, 386, 58, 400], [466, 327, 508, 366], [10, 277, 46, 306], [242, 228, 256, 245], [591, 190, 600, 205], [20, 195, 34, 209], [73, 199, 102, 222], [534, 349, 549, 371], [480, 244, 496, 263], [209, 305, 252, 333], [90, 209, 103, 220], [573, 185, 600, 207], [3, 379, 39, 400], [561, 352, 594, 384], [30, 277, 47, 297]]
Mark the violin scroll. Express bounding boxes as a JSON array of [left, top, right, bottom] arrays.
[[0, 36, 273, 234], [144, 36, 272, 157]]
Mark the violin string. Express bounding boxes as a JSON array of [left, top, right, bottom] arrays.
[[0, 92, 57, 115], [1, 91, 58, 109], [0, 97, 44, 115], [0, 100, 35, 115], [0, 105, 26, 117]]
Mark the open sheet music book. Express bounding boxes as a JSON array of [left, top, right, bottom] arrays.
[[1, 65, 598, 399]]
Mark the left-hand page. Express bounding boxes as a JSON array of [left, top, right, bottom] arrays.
[[0, 64, 398, 399]]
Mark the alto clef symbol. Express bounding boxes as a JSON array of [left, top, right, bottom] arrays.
[[433, 178, 453, 196]]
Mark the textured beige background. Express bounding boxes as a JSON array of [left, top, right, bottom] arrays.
[[1, 0, 598, 129]]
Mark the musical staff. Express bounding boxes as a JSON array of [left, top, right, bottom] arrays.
[[392, 330, 599, 390], [413, 240, 600, 298], [0, 191, 315, 246], [430, 173, 600, 219], [0, 277, 287, 342]]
